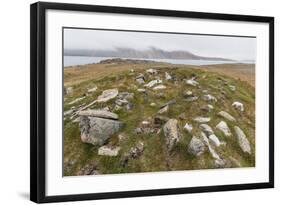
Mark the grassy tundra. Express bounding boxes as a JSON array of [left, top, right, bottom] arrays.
[[63, 59, 255, 176]]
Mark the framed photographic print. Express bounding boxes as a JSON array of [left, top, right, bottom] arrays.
[[30, 2, 274, 203]]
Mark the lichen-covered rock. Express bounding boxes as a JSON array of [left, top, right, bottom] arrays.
[[234, 126, 251, 154], [216, 121, 232, 137], [218, 111, 236, 122], [144, 79, 162, 88], [79, 110, 123, 146], [188, 136, 205, 156], [163, 119, 180, 151]]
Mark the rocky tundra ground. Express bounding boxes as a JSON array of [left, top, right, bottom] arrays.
[[63, 59, 255, 176]]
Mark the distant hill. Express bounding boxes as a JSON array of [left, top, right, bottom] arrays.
[[64, 47, 233, 61]]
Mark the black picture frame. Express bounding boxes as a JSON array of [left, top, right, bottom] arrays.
[[30, 2, 274, 203]]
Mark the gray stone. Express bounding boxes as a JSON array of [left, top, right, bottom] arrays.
[[144, 79, 162, 88], [232, 101, 244, 112], [218, 111, 236, 122], [229, 85, 236, 91], [153, 85, 167, 90], [193, 117, 211, 123], [165, 72, 172, 80], [146, 68, 157, 75], [115, 98, 128, 106], [79, 109, 118, 120], [234, 126, 251, 154], [209, 134, 221, 147], [199, 124, 214, 136], [96, 88, 119, 103], [79, 115, 122, 146], [202, 94, 217, 102], [188, 136, 205, 156], [158, 105, 169, 114], [137, 88, 146, 93], [163, 119, 180, 151], [216, 121, 232, 137], [183, 123, 193, 133], [125, 102, 134, 111], [98, 146, 120, 156], [87, 85, 97, 93], [68, 96, 86, 105], [136, 78, 145, 84], [185, 78, 199, 86]]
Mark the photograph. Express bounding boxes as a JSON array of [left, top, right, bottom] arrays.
[[63, 28, 256, 176]]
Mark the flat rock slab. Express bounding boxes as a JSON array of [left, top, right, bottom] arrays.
[[234, 126, 251, 154], [79, 116, 123, 146], [218, 111, 236, 122], [193, 117, 211, 123], [79, 109, 118, 120], [96, 88, 118, 103], [98, 146, 120, 156]]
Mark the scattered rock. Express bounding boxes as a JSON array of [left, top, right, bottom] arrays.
[[146, 68, 157, 75], [199, 124, 214, 136], [134, 127, 142, 134], [79, 109, 118, 120], [201, 132, 221, 161], [153, 85, 167, 90], [163, 119, 181, 151], [216, 121, 232, 137], [98, 145, 120, 156], [193, 117, 211, 123], [64, 87, 73, 95], [115, 98, 128, 106], [68, 96, 86, 105], [150, 102, 156, 107], [184, 123, 193, 133], [77, 162, 99, 175], [200, 104, 214, 112], [160, 99, 176, 109], [165, 72, 172, 80], [232, 101, 244, 112], [118, 92, 134, 100], [218, 111, 236, 122], [79, 110, 123, 146], [188, 136, 205, 156], [229, 85, 236, 91], [209, 134, 221, 147], [87, 85, 97, 93], [185, 78, 199, 86], [158, 105, 169, 114], [154, 115, 169, 127], [144, 79, 162, 88], [121, 141, 145, 166], [184, 90, 193, 97], [137, 88, 146, 93], [136, 78, 145, 84], [234, 126, 251, 154], [64, 109, 74, 116], [202, 94, 217, 102], [96, 88, 119, 103]]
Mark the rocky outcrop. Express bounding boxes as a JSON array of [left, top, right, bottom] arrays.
[[163, 119, 181, 151], [234, 126, 251, 154], [79, 109, 123, 146]]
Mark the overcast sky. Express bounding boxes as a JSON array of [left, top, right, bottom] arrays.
[[64, 28, 256, 61]]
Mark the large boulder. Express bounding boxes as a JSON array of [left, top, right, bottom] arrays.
[[234, 126, 251, 154], [163, 119, 181, 151], [79, 109, 123, 146]]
